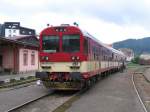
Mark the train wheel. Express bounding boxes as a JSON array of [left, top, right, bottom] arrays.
[[104, 72, 107, 77], [95, 76, 97, 82], [85, 79, 91, 89], [90, 78, 94, 86], [110, 69, 113, 74], [95, 75, 99, 82], [98, 74, 101, 81], [101, 73, 104, 78]]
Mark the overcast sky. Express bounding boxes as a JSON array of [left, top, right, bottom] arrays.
[[1, 0, 150, 43]]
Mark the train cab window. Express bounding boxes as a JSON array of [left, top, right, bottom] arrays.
[[84, 38, 88, 55], [62, 34, 80, 53], [42, 35, 59, 53]]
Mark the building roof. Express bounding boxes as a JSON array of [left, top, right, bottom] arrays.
[[0, 36, 39, 48], [119, 48, 134, 57], [140, 53, 150, 60], [6, 35, 36, 40]]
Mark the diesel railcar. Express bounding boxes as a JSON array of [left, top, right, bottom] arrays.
[[36, 24, 126, 90]]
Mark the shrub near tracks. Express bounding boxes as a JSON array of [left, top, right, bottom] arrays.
[[0, 76, 38, 89]]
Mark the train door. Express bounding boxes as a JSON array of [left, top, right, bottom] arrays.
[[0, 55, 2, 72]]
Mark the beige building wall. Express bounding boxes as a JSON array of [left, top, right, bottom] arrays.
[[19, 48, 38, 72]]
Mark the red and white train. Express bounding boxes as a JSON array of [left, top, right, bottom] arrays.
[[36, 24, 126, 90]]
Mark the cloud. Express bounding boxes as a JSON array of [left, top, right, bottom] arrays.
[[1, 0, 150, 25], [26, 12, 150, 43], [0, 0, 150, 43]]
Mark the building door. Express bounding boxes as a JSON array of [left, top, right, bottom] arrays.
[[0, 55, 2, 72], [0, 55, 2, 67]]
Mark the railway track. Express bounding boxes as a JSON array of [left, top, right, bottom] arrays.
[[5, 90, 79, 112], [5, 68, 148, 112], [6, 93, 50, 112], [132, 67, 148, 112]]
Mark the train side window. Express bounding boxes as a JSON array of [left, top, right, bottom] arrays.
[[84, 38, 88, 55], [92, 46, 95, 60], [112, 53, 114, 60]]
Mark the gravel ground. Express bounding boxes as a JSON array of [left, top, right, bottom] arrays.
[[144, 68, 150, 82], [66, 70, 145, 112], [134, 72, 150, 112], [0, 84, 50, 112], [1, 67, 149, 112], [13, 91, 76, 112]]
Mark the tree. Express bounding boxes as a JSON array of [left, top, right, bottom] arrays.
[[131, 56, 140, 64]]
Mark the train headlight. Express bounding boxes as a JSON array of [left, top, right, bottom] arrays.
[[64, 29, 66, 32], [71, 56, 75, 60], [45, 56, 49, 60], [55, 29, 59, 32], [77, 56, 80, 60]]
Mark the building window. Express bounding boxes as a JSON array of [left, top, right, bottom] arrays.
[[13, 29, 16, 33], [9, 29, 11, 33], [29, 32, 31, 34], [0, 55, 2, 67], [31, 53, 35, 65], [12, 26, 16, 28], [23, 51, 28, 66]]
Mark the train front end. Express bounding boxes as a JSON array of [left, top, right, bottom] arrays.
[[36, 25, 88, 90]]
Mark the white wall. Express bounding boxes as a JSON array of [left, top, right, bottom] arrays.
[[5, 29, 20, 37]]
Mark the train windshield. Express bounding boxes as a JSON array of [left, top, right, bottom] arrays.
[[62, 34, 80, 53], [42, 35, 59, 53]]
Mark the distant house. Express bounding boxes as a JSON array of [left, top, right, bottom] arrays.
[[119, 48, 134, 61], [139, 53, 150, 65], [0, 22, 35, 38], [0, 36, 39, 74]]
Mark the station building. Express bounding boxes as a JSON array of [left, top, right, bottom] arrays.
[[119, 48, 134, 62], [0, 35, 39, 74], [139, 53, 150, 65]]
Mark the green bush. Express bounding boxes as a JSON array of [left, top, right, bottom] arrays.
[[27, 76, 35, 79], [20, 77, 25, 80], [10, 79, 16, 83], [131, 56, 140, 64]]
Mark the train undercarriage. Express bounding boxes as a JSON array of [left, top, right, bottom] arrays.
[[36, 67, 124, 90]]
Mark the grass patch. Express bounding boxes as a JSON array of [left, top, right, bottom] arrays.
[[53, 89, 86, 112], [53, 94, 80, 112], [127, 62, 140, 67], [20, 77, 25, 80], [10, 79, 16, 83]]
